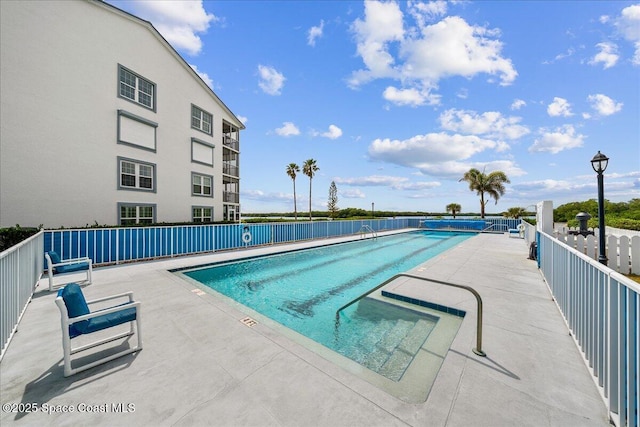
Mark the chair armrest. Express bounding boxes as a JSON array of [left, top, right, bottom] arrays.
[[51, 257, 92, 268], [86, 291, 134, 305], [68, 301, 141, 323]]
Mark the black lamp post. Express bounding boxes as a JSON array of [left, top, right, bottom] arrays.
[[371, 202, 375, 219], [590, 151, 609, 266]]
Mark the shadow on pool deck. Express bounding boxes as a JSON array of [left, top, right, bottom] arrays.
[[0, 231, 610, 426]]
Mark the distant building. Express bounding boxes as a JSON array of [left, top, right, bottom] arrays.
[[0, 0, 244, 228]]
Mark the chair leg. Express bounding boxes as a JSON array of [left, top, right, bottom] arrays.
[[48, 270, 55, 292], [61, 331, 74, 377], [135, 316, 143, 350]]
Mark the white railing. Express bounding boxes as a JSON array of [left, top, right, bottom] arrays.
[[0, 230, 44, 361], [555, 228, 640, 274], [538, 230, 639, 427]]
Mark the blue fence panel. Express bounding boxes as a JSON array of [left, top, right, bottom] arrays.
[[44, 218, 417, 267]]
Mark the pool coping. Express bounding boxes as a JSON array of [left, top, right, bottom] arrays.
[[0, 230, 611, 426]]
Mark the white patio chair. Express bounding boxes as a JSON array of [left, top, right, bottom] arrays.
[[45, 251, 93, 291], [508, 223, 526, 238], [55, 283, 142, 377]]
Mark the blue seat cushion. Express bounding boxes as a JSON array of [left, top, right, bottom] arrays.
[[72, 306, 137, 338], [60, 284, 137, 338], [55, 261, 90, 274], [59, 284, 90, 336], [48, 251, 62, 264]]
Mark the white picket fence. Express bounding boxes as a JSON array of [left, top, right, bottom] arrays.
[[556, 227, 640, 274]]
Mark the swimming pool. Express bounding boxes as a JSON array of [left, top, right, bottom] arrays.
[[178, 231, 471, 400]]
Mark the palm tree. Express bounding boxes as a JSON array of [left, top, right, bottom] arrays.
[[505, 207, 526, 219], [286, 163, 300, 220], [459, 168, 510, 219], [302, 159, 319, 220], [446, 203, 461, 219]]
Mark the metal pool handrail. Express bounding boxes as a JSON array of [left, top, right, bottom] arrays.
[[335, 273, 486, 357], [357, 224, 377, 239]]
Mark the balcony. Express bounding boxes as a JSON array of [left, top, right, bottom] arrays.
[[223, 135, 239, 151], [223, 163, 239, 177], [223, 191, 239, 203]]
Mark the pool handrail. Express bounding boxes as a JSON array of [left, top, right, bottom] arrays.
[[357, 224, 377, 239], [335, 273, 486, 357]]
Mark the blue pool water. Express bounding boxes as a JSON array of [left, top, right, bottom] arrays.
[[182, 231, 472, 380]]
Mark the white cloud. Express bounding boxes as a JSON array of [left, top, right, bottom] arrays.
[[439, 109, 529, 140], [407, 0, 448, 28], [127, 0, 217, 56], [511, 99, 526, 110], [334, 175, 440, 191], [335, 175, 409, 187], [308, 20, 324, 46], [589, 42, 619, 69], [587, 93, 623, 116], [393, 181, 441, 190], [365, 132, 519, 179], [547, 97, 573, 117], [615, 4, 640, 65], [189, 64, 213, 88], [242, 190, 293, 202], [340, 188, 366, 199], [258, 65, 286, 95], [400, 16, 517, 86], [348, 1, 518, 106], [321, 124, 343, 139], [274, 122, 300, 137], [414, 159, 525, 179], [348, 3, 517, 99], [383, 86, 439, 107], [237, 115, 248, 125], [349, 0, 405, 86], [528, 125, 585, 154]]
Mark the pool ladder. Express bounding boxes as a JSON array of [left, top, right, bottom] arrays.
[[357, 225, 377, 239], [335, 273, 486, 357]]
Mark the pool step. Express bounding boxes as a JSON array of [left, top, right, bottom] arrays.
[[356, 317, 435, 381], [346, 298, 438, 381], [377, 318, 435, 381]]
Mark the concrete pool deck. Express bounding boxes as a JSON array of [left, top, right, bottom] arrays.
[[0, 230, 610, 426]]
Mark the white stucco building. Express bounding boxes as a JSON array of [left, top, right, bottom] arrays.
[[0, 0, 244, 228]]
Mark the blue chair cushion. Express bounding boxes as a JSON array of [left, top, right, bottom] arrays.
[[59, 284, 90, 337], [48, 251, 61, 264], [55, 262, 90, 274], [78, 306, 137, 338]]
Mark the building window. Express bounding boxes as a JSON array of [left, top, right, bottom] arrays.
[[192, 206, 213, 222], [117, 110, 158, 152], [192, 173, 213, 197], [191, 105, 212, 135], [119, 203, 155, 226], [119, 65, 155, 110], [191, 138, 214, 166], [119, 157, 156, 192]]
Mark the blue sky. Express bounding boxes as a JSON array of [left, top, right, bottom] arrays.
[[109, 0, 640, 214]]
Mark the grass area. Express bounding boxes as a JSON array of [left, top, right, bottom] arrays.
[[627, 274, 640, 284]]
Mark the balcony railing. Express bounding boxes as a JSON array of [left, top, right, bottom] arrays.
[[223, 163, 239, 177], [223, 136, 239, 151], [223, 191, 239, 203], [1, 230, 44, 361]]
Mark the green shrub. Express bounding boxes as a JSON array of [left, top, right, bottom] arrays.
[[0, 225, 42, 252]]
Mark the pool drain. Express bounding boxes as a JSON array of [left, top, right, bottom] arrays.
[[241, 317, 258, 327]]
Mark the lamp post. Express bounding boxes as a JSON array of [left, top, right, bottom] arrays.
[[590, 151, 609, 266], [371, 202, 375, 219]]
